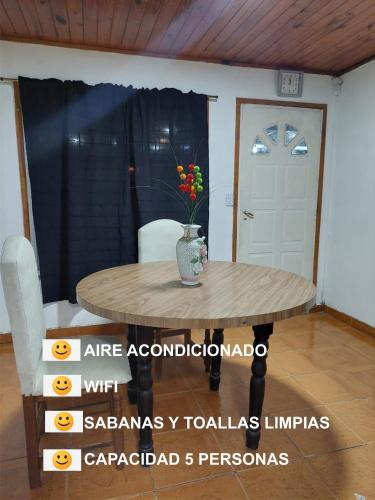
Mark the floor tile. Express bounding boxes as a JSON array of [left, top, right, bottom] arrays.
[[150, 429, 231, 489], [272, 329, 338, 351], [293, 369, 373, 403], [309, 443, 375, 500], [153, 392, 202, 433], [272, 346, 374, 376], [0, 457, 68, 500], [345, 334, 375, 362], [223, 353, 287, 381], [238, 460, 335, 499], [263, 376, 321, 413], [153, 357, 190, 396], [279, 407, 363, 457], [0, 394, 27, 461], [177, 354, 243, 391], [212, 426, 302, 470], [67, 461, 154, 500], [327, 398, 375, 442], [192, 382, 248, 419], [156, 473, 246, 499]]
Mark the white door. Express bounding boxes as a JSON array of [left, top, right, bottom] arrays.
[[236, 104, 323, 280]]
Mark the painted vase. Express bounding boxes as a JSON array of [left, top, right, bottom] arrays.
[[176, 224, 208, 285]]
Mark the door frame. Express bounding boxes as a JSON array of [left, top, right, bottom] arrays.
[[232, 98, 327, 285]]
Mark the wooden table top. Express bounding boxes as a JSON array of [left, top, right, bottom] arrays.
[[76, 261, 316, 330]]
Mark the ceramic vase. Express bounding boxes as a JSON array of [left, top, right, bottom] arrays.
[[176, 224, 207, 285]]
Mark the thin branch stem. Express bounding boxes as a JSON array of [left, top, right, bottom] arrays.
[[131, 185, 187, 212], [193, 138, 204, 165], [152, 178, 189, 212], [189, 192, 209, 225]]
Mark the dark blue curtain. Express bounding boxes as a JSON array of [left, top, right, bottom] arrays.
[[19, 77, 209, 303]]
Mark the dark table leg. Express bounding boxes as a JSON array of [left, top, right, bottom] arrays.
[[127, 324, 138, 404], [136, 325, 155, 459], [209, 328, 224, 391], [203, 329, 211, 373], [246, 323, 273, 450]]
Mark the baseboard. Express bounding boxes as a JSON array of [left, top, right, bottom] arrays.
[[323, 305, 375, 337], [309, 304, 324, 313], [0, 333, 12, 344], [0, 322, 127, 344]]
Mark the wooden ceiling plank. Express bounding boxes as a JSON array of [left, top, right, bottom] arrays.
[[325, 39, 375, 73], [66, 0, 84, 43], [121, 0, 149, 49], [83, 0, 99, 45], [168, 0, 219, 56], [268, 0, 372, 66], [156, 0, 198, 53], [97, 0, 115, 46], [179, 0, 231, 55], [200, 0, 272, 57], [290, 3, 375, 67], [188, 0, 248, 56], [332, 41, 375, 74], [236, 0, 350, 60], [304, 7, 375, 66], [132, 0, 162, 51], [308, 20, 375, 69], [17, 0, 44, 37], [223, 0, 315, 59], [33, 0, 58, 39], [1, 0, 30, 36], [145, 0, 182, 52], [109, 0, 131, 46], [219, 0, 302, 59], [0, 1, 16, 34], [50, 0, 70, 41], [256, 0, 361, 61]]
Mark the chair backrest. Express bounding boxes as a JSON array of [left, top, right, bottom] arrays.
[[0, 236, 46, 395], [138, 219, 184, 263]]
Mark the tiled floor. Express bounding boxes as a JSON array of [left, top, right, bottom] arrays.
[[0, 312, 374, 499]]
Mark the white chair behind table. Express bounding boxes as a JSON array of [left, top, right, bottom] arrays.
[[0, 235, 132, 488], [138, 219, 211, 379]]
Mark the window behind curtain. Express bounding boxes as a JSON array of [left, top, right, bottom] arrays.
[[19, 77, 209, 303]]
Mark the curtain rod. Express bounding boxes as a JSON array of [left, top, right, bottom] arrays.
[[0, 77, 17, 84], [0, 76, 218, 101]]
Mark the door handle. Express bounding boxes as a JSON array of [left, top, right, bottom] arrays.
[[242, 210, 254, 219]]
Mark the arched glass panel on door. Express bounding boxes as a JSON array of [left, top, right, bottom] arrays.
[[285, 124, 298, 145], [251, 136, 270, 155], [291, 138, 308, 155], [265, 124, 278, 144]]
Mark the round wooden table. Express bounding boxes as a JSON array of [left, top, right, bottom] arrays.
[[77, 261, 316, 455]]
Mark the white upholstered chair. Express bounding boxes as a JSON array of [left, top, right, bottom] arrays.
[[138, 219, 211, 378], [0, 236, 132, 488]]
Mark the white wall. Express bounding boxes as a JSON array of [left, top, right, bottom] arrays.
[[0, 41, 335, 332], [323, 61, 375, 326]]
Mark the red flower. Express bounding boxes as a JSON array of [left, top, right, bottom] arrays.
[[188, 164, 195, 171], [190, 193, 197, 200]]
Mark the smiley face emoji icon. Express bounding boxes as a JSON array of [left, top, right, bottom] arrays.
[[52, 376, 72, 396], [54, 412, 74, 431], [52, 340, 71, 360], [52, 450, 72, 470]]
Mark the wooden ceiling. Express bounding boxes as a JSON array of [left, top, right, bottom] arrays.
[[1, 0, 375, 76]]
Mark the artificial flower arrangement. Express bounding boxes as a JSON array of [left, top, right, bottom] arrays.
[[176, 163, 205, 225], [138, 156, 208, 284], [175, 162, 208, 276]]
